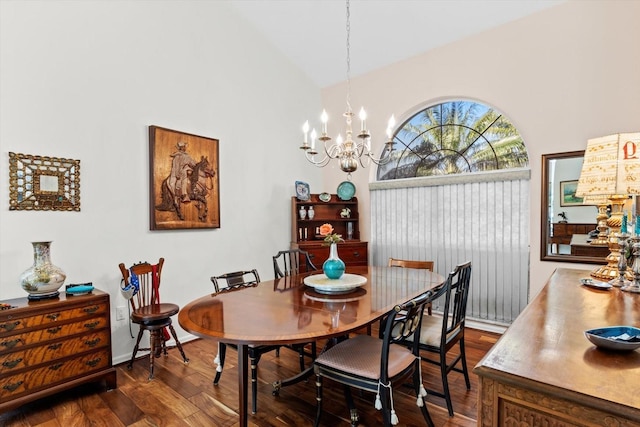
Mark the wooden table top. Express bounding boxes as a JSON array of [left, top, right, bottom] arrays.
[[178, 265, 444, 346], [475, 268, 640, 413]]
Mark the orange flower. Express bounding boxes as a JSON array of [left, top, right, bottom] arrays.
[[319, 223, 343, 245], [319, 223, 334, 236]]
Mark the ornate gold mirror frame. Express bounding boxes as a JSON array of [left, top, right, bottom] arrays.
[[9, 152, 80, 211]]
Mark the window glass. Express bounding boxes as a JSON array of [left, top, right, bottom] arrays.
[[376, 100, 528, 180]]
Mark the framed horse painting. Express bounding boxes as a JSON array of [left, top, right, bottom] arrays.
[[149, 126, 220, 230]]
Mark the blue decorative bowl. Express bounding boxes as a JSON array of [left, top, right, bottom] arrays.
[[585, 326, 640, 351]]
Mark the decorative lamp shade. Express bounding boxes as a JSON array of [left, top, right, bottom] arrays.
[[581, 194, 610, 206], [575, 132, 640, 197]]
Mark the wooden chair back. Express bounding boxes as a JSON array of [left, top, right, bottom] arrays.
[[388, 257, 434, 271], [119, 258, 164, 311]]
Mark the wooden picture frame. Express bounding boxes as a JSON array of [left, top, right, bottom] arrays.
[[149, 126, 219, 230], [560, 180, 584, 207], [8, 152, 80, 211]]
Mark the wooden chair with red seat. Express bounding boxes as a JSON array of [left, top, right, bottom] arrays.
[[388, 257, 435, 315], [119, 258, 189, 380]]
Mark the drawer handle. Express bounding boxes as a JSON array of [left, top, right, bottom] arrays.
[[353, 251, 360, 257], [47, 326, 62, 334], [84, 338, 102, 348], [49, 363, 64, 371], [46, 313, 60, 321], [1, 339, 22, 349], [2, 358, 23, 369], [86, 357, 102, 367], [83, 305, 100, 314], [0, 321, 20, 332], [84, 321, 100, 329], [48, 343, 62, 350], [3, 381, 23, 392]]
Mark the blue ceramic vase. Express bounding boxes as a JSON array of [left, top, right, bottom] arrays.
[[323, 243, 345, 280]]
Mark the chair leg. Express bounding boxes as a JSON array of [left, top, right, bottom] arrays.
[[167, 324, 189, 363], [459, 338, 471, 389], [314, 373, 323, 427], [440, 350, 454, 417], [343, 385, 359, 426], [148, 330, 157, 380], [413, 364, 435, 427], [128, 327, 144, 370], [250, 353, 258, 414], [213, 342, 227, 385]]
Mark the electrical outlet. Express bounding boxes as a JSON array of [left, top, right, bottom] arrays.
[[116, 306, 126, 321]]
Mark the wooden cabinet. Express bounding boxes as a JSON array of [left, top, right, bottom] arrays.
[[0, 290, 116, 412], [474, 268, 640, 426], [291, 194, 368, 267]]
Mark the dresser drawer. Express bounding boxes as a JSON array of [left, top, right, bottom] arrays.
[[0, 330, 110, 374], [301, 242, 368, 267], [0, 302, 108, 334], [0, 315, 109, 352], [0, 348, 111, 402]]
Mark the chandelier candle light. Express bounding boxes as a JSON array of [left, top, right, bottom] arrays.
[[575, 132, 640, 286], [299, 0, 395, 175]]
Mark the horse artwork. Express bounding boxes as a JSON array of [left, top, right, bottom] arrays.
[[155, 156, 215, 222], [149, 126, 220, 230]]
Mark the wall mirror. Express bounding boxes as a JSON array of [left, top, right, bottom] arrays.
[[540, 150, 606, 264], [9, 152, 80, 211]]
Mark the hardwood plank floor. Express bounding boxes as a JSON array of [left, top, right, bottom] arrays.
[[0, 327, 499, 426]]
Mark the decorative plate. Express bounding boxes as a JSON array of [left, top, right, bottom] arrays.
[[304, 273, 367, 294], [303, 287, 367, 303], [585, 326, 640, 351], [580, 277, 612, 290], [337, 181, 356, 201], [319, 192, 331, 202], [295, 180, 310, 201]]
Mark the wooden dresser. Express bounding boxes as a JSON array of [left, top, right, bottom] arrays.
[[0, 289, 116, 412], [474, 268, 640, 426]]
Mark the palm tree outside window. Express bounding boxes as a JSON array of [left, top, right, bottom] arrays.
[[376, 100, 528, 180]]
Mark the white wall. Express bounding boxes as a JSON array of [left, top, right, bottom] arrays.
[[0, 1, 322, 364], [320, 0, 640, 297]]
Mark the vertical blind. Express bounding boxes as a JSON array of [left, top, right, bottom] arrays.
[[369, 173, 530, 325]]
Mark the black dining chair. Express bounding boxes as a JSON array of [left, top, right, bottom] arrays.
[[312, 286, 447, 427], [413, 261, 472, 416], [272, 248, 317, 279], [271, 249, 318, 369], [210, 268, 315, 414]]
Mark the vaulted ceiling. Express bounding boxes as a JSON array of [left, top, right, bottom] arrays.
[[230, 0, 565, 87]]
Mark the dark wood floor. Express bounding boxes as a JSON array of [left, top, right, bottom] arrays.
[[1, 327, 500, 426]]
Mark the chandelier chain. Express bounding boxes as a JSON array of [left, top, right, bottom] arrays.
[[345, 0, 352, 114], [298, 0, 395, 175]]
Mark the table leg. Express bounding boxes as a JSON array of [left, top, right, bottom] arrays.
[[238, 344, 248, 427]]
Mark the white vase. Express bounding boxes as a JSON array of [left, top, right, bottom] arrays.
[[308, 205, 315, 220], [19, 241, 66, 299], [299, 206, 307, 219]]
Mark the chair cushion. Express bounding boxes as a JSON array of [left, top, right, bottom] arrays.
[[315, 334, 415, 379], [415, 315, 460, 347]]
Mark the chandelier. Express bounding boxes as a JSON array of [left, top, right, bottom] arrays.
[[299, 0, 395, 175]]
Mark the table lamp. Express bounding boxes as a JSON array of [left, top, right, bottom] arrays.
[[575, 132, 640, 281]]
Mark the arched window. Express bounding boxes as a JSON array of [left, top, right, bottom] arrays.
[[376, 100, 528, 180]]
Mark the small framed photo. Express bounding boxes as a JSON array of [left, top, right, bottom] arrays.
[[149, 126, 220, 230], [295, 180, 310, 201], [560, 180, 584, 206]]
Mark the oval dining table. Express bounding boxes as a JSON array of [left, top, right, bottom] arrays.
[[178, 265, 445, 427]]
